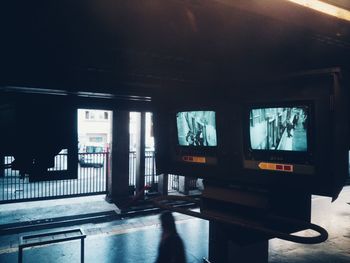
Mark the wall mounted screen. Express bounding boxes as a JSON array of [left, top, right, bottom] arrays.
[[176, 111, 217, 146], [250, 106, 308, 151]]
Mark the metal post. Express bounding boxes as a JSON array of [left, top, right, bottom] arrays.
[[151, 154, 155, 186], [81, 238, 84, 263], [105, 151, 109, 192], [18, 247, 23, 263], [0, 154, 4, 178], [140, 112, 146, 188], [135, 112, 146, 193]]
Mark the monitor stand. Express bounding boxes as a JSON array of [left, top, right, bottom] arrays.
[[209, 221, 268, 263]]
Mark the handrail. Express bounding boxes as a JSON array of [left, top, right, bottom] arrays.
[[151, 195, 328, 244], [19, 228, 86, 263]]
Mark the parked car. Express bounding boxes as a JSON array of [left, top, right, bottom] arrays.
[[79, 145, 104, 168]]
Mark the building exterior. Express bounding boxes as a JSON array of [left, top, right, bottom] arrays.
[[78, 109, 112, 152]]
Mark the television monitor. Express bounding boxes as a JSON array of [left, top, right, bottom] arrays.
[[176, 111, 217, 147], [153, 106, 223, 178], [243, 102, 314, 174], [155, 69, 348, 200], [249, 106, 308, 152]]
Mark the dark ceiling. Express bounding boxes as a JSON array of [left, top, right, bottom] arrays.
[[1, 0, 350, 97]]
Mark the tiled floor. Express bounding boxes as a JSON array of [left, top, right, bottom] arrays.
[[0, 187, 350, 262]]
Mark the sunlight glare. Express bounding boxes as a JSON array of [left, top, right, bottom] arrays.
[[287, 0, 350, 22]]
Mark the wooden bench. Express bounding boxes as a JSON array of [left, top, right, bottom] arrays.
[[18, 229, 86, 263]]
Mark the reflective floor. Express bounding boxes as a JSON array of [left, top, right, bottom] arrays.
[[0, 187, 350, 263], [269, 186, 350, 263], [0, 215, 208, 263]]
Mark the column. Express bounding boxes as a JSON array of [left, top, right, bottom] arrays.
[[107, 110, 130, 206]]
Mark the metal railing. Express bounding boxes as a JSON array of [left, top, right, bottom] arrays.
[[0, 153, 108, 203], [145, 151, 158, 187], [1, 150, 198, 203], [167, 175, 199, 193], [128, 151, 159, 188], [127, 152, 198, 193], [168, 174, 179, 192]]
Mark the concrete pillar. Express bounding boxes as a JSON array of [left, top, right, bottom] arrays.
[[69, 108, 78, 179], [107, 110, 130, 206]]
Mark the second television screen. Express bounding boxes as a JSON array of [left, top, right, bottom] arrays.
[[176, 111, 217, 147], [250, 106, 308, 151]]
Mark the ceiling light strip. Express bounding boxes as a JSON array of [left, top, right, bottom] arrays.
[[287, 0, 350, 22]]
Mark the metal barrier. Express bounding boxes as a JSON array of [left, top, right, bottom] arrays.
[[128, 152, 181, 192], [0, 153, 108, 203], [1, 150, 197, 203], [145, 151, 158, 186], [168, 174, 180, 192], [128, 151, 159, 188], [19, 229, 86, 263], [167, 175, 199, 193], [128, 151, 199, 193]]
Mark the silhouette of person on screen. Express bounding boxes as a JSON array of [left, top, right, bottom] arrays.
[[186, 131, 195, 146], [195, 126, 204, 146], [287, 120, 293, 138], [155, 211, 187, 263], [292, 113, 299, 128]]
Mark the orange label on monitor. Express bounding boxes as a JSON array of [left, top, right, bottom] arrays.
[[182, 156, 206, 164], [258, 162, 293, 172]]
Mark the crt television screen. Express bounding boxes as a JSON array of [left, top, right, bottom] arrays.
[[176, 111, 217, 146], [250, 106, 308, 152]]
